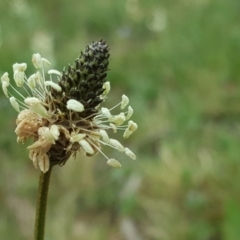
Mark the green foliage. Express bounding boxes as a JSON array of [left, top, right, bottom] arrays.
[[1, 0, 240, 239]]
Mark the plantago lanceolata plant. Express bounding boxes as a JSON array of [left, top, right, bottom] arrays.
[[1, 40, 137, 240]]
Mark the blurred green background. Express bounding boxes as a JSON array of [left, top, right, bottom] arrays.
[[1, 0, 240, 239]]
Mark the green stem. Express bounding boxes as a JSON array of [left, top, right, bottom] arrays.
[[34, 167, 53, 240]]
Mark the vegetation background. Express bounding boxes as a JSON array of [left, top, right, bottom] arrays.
[[1, 0, 240, 239]]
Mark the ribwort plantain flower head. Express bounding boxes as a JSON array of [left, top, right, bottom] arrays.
[[1, 40, 137, 173]]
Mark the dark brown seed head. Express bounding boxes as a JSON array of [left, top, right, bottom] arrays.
[[50, 40, 110, 120]]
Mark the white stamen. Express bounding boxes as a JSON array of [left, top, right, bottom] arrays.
[[123, 129, 133, 139], [1, 72, 10, 84], [13, 70, 25, 87], [29, 150, 39, 169], [99, 129, 110, 143], [109, 112, 126, 126], [128, 120, 138, 131], [32, 53, 43, 69], [10, 96, 20, 112], [2, 81, 9, 97], [109, 138, 125, 152], [79, 139, 94, 154], [103, 81, 111, 95], [48, 69, 62, 76], [121, 94, 129, 109], [70, 133, 86, 143], [123, 121, 137, 138], [107, 158, 121, 168], [38, 127, 55, 144], [45, 81, 62, 92], [27, 74, 37, 89], [13, 63, 27, 72], [50, 125, 60, 141], [126, 106, 133, 120], [38, 154, 50, 173], [1, 73, 10, 97], [24, 97, 49, 117], [24, 97, 41, 105], [35, 71, 43, 85], [101, 107, 112, 118], [125, 148, 136, 160], [67, 99, 85, 112]]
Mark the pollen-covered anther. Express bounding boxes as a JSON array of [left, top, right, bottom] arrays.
[[10, 97, 20, 112], [67, 99, 85, 112], [27, 139, 51, 157], [38, 153, 50, 173], [13, 63, 27, 72], [109, 112, 126, 126], [24, 97, 40, 105], [48, 69, 62, 76], [101, 107, 112, 118], [99, 129, 110, 143], [44, 81, 62, 92], [29, 150, 39, 169], [35, 72, 42, 85], [128, 120, 138, 131], [16, 109, 39, 125], [24, 97, 49, 117], [121, 94, 129, 109], [27, 72, 42, 89], [38, 126, 58, 144], [103, 81, 111, 95], [107, 158, 121, 168], [1, 72, 10, 84], [1, 73, 10, 97], [13, 70, 25, 87], [124, 148, 136, 160], [2, 82, 9, 97], [15, 119, 35, 140], [123, 120, 138, 139], [32, 53, 42, 69], [27, 74, 37, 89], [50, 125, 60, 141], [12, 63, 27, 87], [109, 138, 125, 152], [126, 106, 133, 120], [32, 53, 50, 69], [79, 139, 95, 155], [70, 133, 86, 143], [15, 110, 42, 142]]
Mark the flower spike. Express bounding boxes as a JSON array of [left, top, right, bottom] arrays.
[[0, 40, 137, 172]]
